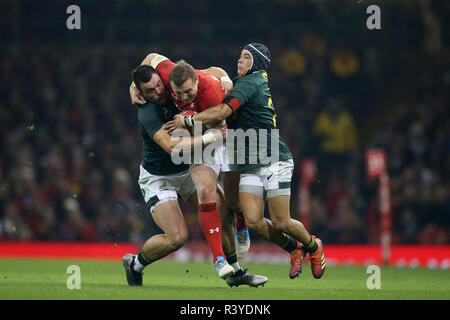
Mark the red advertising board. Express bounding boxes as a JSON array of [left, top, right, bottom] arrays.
[[0, 242, 448, 269]]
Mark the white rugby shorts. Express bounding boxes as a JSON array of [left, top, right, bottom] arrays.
[[239, 159, 294, 198], [191, 144, 238, 175], [138, 165, 196, 213]]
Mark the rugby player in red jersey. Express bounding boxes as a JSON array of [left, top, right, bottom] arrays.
[[149, 54, 250, 259]]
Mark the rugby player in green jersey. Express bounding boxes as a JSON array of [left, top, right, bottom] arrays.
[[173, 43, 326, 280], [122, 63, 268, 287]]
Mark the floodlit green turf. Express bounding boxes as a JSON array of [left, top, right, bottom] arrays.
[[0, 258, 448, 300]]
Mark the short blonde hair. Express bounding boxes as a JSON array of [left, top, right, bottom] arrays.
[[168, 60, 197, 87]]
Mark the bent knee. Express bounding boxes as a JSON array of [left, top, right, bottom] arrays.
[[271, 218, 292, 233], [245, 216, 265, 232], [197, 184, 217, 203], [168, 232, 188, 250]]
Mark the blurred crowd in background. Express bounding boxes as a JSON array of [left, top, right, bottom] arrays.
[[0, 0, 449, 245]]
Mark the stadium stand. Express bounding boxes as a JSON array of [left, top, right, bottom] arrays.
[[0, 0, 448, 246]]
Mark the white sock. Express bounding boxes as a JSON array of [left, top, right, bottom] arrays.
[[231, 262, 241, 272], [133, 255, 145, 273]]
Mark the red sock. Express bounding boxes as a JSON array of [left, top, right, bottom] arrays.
[[235, 210, 247, 231], [198, 202, 225, 262]]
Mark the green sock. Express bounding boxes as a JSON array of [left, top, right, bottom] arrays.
[[280, 234, 298, 253], [226, 251, 241, 272], [137, 250, 152, 267], [304, 236, 318, 253]]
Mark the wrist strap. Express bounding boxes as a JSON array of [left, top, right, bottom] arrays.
[[184, 115, 194, 127]]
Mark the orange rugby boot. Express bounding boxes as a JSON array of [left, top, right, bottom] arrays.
[[289, 241, 306, 279], [309, 236, 326, 279]]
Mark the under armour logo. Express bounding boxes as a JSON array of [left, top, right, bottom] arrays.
[[209, 227, 220, 234]]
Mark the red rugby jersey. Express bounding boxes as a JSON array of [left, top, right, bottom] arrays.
[[154, 58, 224, 112]]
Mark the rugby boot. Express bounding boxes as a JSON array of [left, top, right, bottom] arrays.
[[215, 256, 235, 279], [309, 236, 326, 279], [289, 241, 306, 279], [226, 268, 268, 288], [122, 253, 143, 286]]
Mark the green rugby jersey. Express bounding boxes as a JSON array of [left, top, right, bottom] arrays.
[[225, 71, 293, 172], [137, 101, 189, 175]]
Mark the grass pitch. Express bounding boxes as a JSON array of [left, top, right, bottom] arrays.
[[0, 258, 449, 300]]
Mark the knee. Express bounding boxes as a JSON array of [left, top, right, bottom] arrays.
[[271, 218, 292, 233], [168, 232, 188, 251], [197, 184, 216, 203], [245, 216, 264, 233]]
